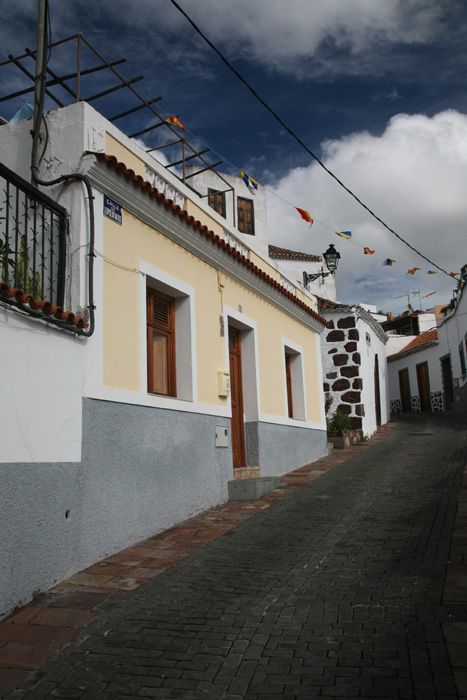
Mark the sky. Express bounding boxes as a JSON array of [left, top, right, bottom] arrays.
[[1, 0, 467, 315]]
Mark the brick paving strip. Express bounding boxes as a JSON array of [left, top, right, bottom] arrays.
[[0, 425, 396, 697], [1, 415, 466, 699]]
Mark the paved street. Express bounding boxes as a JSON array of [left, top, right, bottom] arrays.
[[4, 413, 467, 699]]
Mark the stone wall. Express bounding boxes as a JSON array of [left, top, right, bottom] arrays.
[[323, 316, 364, 430]]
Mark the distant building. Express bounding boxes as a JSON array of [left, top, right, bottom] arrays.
[[387, 281, 467, 413]]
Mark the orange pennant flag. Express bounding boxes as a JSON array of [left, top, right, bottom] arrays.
[[407, 268, 420, 275], [363, 247, 375, 255], [295, 208, 313, 226]]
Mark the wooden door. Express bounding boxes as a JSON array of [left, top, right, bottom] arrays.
[[229, 329, 246, 468], [416, 362, 431, 412], [374, 354, 381, 426], [285, 354, 293, 418], [399, 368, 411, 412]]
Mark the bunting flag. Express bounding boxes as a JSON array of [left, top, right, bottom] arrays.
[[335, 230, 352, 239], [166, 116, 186, 130], [407, 268, 420, 275], [427, 270, 438, 274], [295, 208, 314, 226], [240, 171, 259, 195], [450, 271, 459, 277], [407, 303, 415, 313], [383, 258, 395, 266], [423, 291, 436, 298], [387, 312, 393, 320], [363, 247, 375, 255]]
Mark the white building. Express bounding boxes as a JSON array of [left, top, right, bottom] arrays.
[[387, 277, 467, 413], [387, 330, 443, 413], [318, 298, 389, 436]]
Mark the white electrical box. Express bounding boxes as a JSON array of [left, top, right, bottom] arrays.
[[215, 426, 229, 448], [217, 371, 230, 397]]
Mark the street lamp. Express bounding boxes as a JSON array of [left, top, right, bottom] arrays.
[[303, 244, 341, 289]]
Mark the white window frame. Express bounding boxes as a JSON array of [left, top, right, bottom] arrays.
[[281, 337, 307, 421], [139, 261, 197, 403]]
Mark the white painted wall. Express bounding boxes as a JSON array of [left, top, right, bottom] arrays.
[[437, 285, 467, 405], [270, 256, 337, 301], [387, 335, 417, 356], [417, 312, 437, 334], [357, 314, 389, 435], [0, 307, 84, 462]]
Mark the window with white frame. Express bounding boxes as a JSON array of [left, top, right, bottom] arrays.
[[282, 340, 306, 421], [140, 263, 196, 402]]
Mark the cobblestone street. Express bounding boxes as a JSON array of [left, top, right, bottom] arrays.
[[3, 413, 467, 699]]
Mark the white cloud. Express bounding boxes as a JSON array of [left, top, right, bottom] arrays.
[[2, 1, 458, 79], [267, 110, 467, 313], [154, 0, 457, 78]]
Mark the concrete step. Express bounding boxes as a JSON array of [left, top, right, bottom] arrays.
[[228, 476, 281, 501]]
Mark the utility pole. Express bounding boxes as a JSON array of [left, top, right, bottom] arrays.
[[33, 0, 47, 152]]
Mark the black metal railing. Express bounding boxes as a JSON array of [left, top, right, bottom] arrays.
[[0, 162, 67, 307]]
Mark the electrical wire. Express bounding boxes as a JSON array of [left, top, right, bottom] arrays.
[[167, 0, 453, 279], [39, 0, 457, 286]]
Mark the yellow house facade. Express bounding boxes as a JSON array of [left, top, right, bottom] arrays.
[[91, 129, 328, 477]]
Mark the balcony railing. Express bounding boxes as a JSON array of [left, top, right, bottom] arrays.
[[0, 162, 67, 307]]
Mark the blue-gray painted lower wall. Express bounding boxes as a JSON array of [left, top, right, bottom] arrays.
[[0, 400, 327, 618], [0, 398, 233, 619], [245, 420, 328, 476]]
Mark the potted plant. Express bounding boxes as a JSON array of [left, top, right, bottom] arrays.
[[327, 409, 360, 448]]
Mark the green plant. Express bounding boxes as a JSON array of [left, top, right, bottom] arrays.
[[16, 236, 41, 297], [0, 239, 15, 283], [327, 409, 351, 432], [324, 391, 334, 416]]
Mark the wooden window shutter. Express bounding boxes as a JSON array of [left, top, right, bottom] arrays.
[[150, 293, 171, 329], [208, 189, 225, 218], [238, 197, 254, 235], [147, 288, 176, 397]]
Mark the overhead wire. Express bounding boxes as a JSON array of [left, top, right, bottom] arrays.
[[166, 0, 453, 279], [6, 1, 453, 305]]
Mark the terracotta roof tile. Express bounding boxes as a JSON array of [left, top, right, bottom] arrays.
[[269, 244, 321, 262], [401, 329, 438, 352], [95, 153, 329, 329], [0, 283, 88, 329], [388, 329, 438, 362]]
